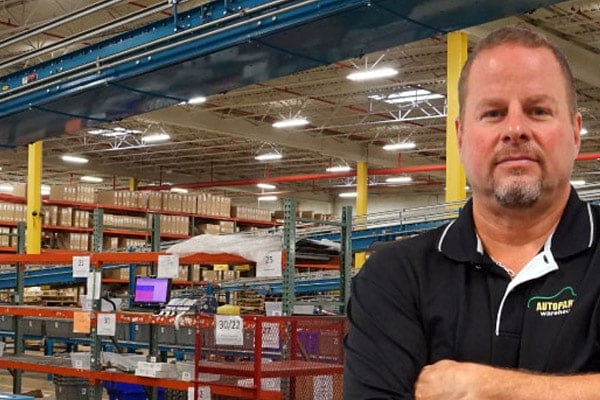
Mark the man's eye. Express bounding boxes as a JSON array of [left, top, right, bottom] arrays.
[[531, 108, 550, 116], [482, 110, 503, 118]]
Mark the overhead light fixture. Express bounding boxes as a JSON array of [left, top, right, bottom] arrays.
[[258, 195, 278, 202], [170, 187, 189, 194], [188, 96, 207, 105], [385, 176, 413, 184], [272, 118, 309, 129], [326, 165, 352, 173], [339, 191, 358, 198], [370, 89, 444, 105], [257, 183, 276, 190], [383, 141, 416, 151], [88, 127, 142, 137], [347, 67, 398, 81], [142, 133, 170, 143], [570, 180, 586, 187], [581, 127, 589, 136], [0, 183, 13, 193], [255, 151, 282, 161], [80, 176, 103, 183], [61, 155, 89, 164]]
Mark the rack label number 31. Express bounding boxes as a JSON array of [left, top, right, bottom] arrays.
[[215, 315, 244, 346]]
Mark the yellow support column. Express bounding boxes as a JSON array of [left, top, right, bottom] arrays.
[[129, 177, 138, 191], [445, 31, 468, 204], [355, 161, 368, 268], [26, 141, 43, 254]]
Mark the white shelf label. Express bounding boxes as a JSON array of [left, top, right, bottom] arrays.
[[314, 375, 334, 400], [256, 251, 282, 277], [72, 256, 90, 278], [157, 254, 179, 278], [215, 315, 243, 346], [87, 271, 102, 300], [261, 322, 280, 349], [97, 313, 117, 336], [188, 386, 210, 400]]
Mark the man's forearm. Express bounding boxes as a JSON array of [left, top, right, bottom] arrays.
[[415, 360, 600, 400]]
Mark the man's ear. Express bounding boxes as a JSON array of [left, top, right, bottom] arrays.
[[455, 117, 463, 153]]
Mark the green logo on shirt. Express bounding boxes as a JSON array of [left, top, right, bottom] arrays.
[[526, 286, 576, 317]]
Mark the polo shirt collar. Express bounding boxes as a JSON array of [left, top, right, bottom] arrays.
[[438, 188, 594, 263]]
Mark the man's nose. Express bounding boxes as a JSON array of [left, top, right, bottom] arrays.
[[502, 110, 531, 143]]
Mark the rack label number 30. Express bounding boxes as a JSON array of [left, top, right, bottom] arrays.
[[215, 315, 243, 346]]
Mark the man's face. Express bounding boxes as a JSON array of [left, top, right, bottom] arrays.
[[456, 44, 581, 208]]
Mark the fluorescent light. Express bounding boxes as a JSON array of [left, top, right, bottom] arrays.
[[383, 142, 416, 151], [339, 192, 358, 198], [142, 133, 170, 143], [61, 155, 89, 164], [570, 180, 586, 187], [170, 187, 189, 194], [272, 118, 309, 129], [255, 152, 282, 161], [188, 96, 207, 105], [80, 176, 103, 183], [258, 195, 278, 202], [581, 127, 588, 136], [385, 176, 413, 184], [0, 184, 13, 193], [370, 89, 444, 104], [257, 183, 276, 190], [326, 165, 352, 173], [347, 67, 398, 81]]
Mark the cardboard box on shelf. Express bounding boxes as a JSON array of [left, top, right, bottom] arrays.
[[11, 183, 27, 198], [49, 185, 78, 202], [76, 185, 96, 204], [146, 191, 163, 211], [43, 205, 59, 226], [196, 223, 221, 235], [96, 190, 119, 207], [58, 207, 73, 227], [219, 220, 235, 234]]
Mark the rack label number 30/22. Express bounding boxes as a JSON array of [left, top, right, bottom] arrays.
[[215, 315, 244, 346]]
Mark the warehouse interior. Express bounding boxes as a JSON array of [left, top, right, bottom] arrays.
[[0, 0, 600, 399], [1, 0, 600, 214]]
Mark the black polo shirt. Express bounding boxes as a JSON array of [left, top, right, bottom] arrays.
[[344, 189, 600, 399]]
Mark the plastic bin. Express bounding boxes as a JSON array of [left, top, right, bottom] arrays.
[[70, 352, 91, 370], [22, 318, 43, 336], [53, 376, 88, 399], [157, 325, 177, 345], [102, 381, 164, 400], [45, 319, 87, 338], [0, 316, 14, 332]]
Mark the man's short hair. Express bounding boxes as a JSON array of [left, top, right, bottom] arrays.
[[458, 25, 577, 117]]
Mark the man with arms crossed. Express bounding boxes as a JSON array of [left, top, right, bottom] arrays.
[[344, 25, 600, 399]]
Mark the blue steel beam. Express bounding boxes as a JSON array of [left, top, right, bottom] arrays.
[[310, 218, 454, 252], [0, 0, 564, 147]]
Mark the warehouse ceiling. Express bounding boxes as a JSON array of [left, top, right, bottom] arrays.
[[1, 0, 600, 204]]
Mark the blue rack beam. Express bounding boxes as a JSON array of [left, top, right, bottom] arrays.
[[310, 218, 454, 252], [0, 0, 563, 147]]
